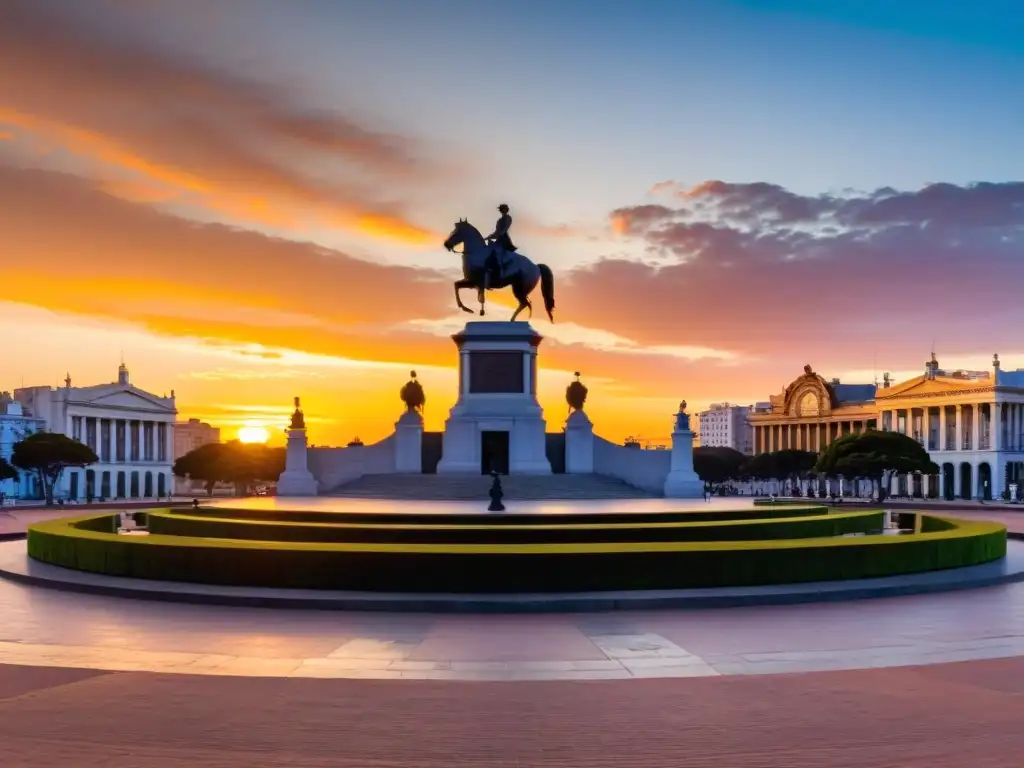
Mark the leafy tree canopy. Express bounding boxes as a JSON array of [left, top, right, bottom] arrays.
[[11, 432, 98, 505], [693, 446, 748, 489], [815, 430, 938, 501], [743, 449, 817, 481], [0, 456, 18, 483], [173, 440, 285, 495]]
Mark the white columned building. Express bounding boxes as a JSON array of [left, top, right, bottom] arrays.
[[14, 363, 177, 501], [875, 354, 1024, 501]]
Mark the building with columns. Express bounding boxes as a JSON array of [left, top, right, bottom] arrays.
[[875, 353, 1024, 501], [749, 356, 1024, 500], [14, 363, 177, 501], [749, 365, 877, 456]]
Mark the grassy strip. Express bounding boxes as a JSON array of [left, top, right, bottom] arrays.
[[145, 508, 883, 544], [26, 513, 1006, 593]]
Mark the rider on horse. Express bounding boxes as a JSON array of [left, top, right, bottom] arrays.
[[483, 204, 516, 290]]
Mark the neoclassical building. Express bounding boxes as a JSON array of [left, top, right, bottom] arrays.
[[749, 365, 877, 456], [749, 356, 1024, 500], [14, 363, 177, 501]]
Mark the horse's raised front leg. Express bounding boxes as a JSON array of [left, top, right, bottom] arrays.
[[477, 286, 486, 316], [454, 279, 475, 314]]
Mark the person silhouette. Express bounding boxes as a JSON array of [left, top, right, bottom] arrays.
[[483, 204, 517, 290]]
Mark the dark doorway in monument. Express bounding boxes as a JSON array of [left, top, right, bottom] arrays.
[[942, 463, 955, 500], [69, 471, 79, 500], [959, 463, 972, 499], [116, 471, 126, 499], [546, 433, 566, 474], [85, 469, 95, 499], [926, 472, 940, 499], [481, 430, 510, 475], [421, 432, 443, 474], [978, 462, 992, 500]]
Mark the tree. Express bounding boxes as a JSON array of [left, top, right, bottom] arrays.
[[173, 441, 286, 496], [773, 449, 818, 494], [743, 450, 817, 494], [693, 446, 747, 494], [10, 432, 98, 505], [173, 442, 229, 496], [0, 456, 18, 483], [815, 430, 938, 503]]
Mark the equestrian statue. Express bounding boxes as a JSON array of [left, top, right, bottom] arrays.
[[443, 203, 556, 322]]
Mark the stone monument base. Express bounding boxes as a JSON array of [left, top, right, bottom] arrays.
[[276, 470, 318, 496], [663, 472, 704, 498], [436, 321, 552, 476]]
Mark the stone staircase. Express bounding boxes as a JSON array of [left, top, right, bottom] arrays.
[[329, 473, 655, 500]]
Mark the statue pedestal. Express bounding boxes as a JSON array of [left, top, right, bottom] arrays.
[[395, 410, 423, 473], [437, 322, 551, 475], [663, 427, 703, 498], [565, 409, 594, 474], [277, 428, 319, 496]]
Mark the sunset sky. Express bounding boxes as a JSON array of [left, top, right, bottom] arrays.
[[3, 0, 1023, 446]]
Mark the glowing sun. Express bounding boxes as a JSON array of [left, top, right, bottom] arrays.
[[238, 425, 270, 444]]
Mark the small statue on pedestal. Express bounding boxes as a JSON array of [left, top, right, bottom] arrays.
[[289, 397, 306, 430], [675, 400, 690, 432], [566, 371, 588, 415], [488, 470, 506, 512], [400, 370, 426, 413]]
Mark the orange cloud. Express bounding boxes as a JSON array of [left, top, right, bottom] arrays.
[[0, 2, 448, 246]]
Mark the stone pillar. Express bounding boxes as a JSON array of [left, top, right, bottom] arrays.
[[565, 410, 595, 474], [937, 470, 945, 499], [994, 404, 1002, 452], [1010, 404, 1016, 451], [939, 407, 947, 451], [922, 474, 930, 498], [664, 409, 702, 498], [955, 405, 963, 450], [972, 405, 981, 452], [394, 409, 424, 473], [277, 427, 318, 496]]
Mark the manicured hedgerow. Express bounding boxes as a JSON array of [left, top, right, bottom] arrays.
[[26, 512, 1006, 593]]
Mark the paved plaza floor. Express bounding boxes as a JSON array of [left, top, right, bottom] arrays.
[[3, 560, 1024, 679], [3, 659, 1024, 766], [3, 504, 1024, 764]]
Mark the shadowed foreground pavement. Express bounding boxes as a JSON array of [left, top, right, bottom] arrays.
[[3, 658, 1024, 767]]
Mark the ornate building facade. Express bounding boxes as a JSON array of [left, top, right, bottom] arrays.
[[749, 356, 1024, 500], [749, 365, 877, 456], [14, 363, 177, 501]]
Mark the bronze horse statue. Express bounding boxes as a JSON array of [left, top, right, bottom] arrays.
[[443, 219, 555, 321]]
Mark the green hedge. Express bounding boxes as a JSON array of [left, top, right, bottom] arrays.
[[184, 504, 831, 527], [145, 508, 884, 544], [26, 512, 1007, 593]]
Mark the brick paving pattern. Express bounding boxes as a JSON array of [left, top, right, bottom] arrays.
[[2, 659, 1024, 766]]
